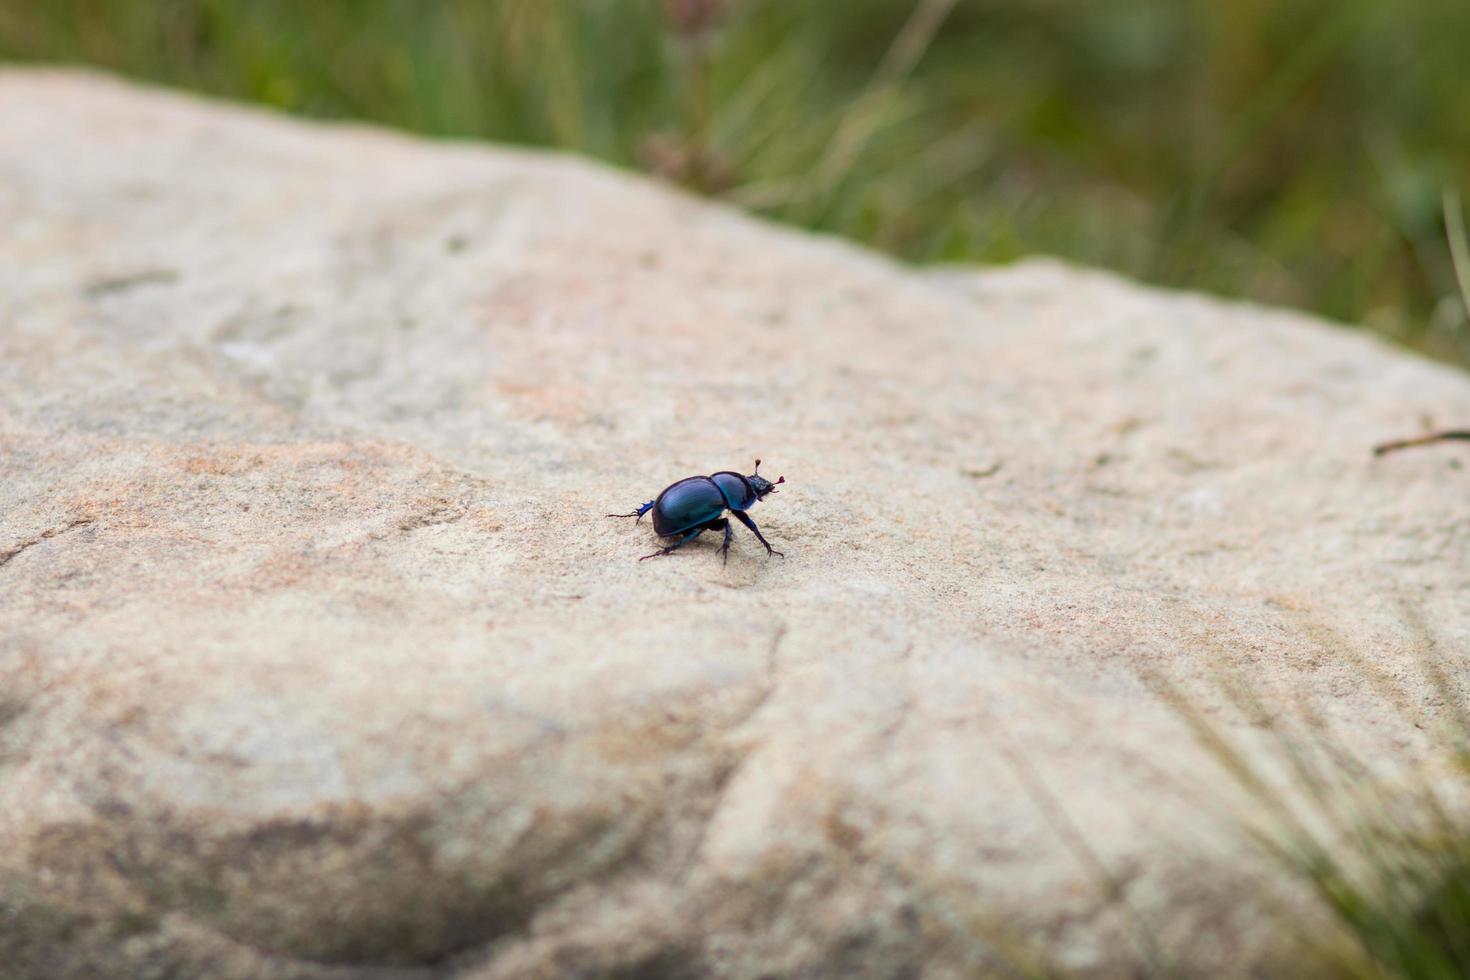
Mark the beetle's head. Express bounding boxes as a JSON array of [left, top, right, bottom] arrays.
[[747, 458, 785, 499]]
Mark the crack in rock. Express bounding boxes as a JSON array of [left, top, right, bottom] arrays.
[[678, 621, 790, 881], [0, 519, 93, 570]]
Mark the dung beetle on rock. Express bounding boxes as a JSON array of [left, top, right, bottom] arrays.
[[608, 459, 786, 562]]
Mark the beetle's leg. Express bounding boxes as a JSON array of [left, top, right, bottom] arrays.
[[704, 517, 732, 565], [731, 510, 784, 558], [607, 499, 656, 523], [639, 528, 703, 561]]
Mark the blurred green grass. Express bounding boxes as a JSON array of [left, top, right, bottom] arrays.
[[1166, 654, 1470, 980], [2, 0, 1468, 366]]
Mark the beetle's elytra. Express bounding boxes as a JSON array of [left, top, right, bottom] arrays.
[[607, 459, 786, 563]]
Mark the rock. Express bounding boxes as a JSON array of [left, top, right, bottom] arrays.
[[1, 69, 1467, 978]]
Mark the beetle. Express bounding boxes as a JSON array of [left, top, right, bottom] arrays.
[[607, 459, 786, 562]]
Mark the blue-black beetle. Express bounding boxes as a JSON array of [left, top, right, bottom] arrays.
[[608, 459, 786, 562]]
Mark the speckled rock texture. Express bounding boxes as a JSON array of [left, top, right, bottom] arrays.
[[2, 70, 1468, 979]]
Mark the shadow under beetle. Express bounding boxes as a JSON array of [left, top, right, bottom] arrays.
[[608, 459, 786, 563]]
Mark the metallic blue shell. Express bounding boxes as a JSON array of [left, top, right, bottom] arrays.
[[710, 472, 757, 510], [652, 476, 728, 536]]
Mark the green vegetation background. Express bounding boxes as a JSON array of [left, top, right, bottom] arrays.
[[3, 0, 1468, 368]]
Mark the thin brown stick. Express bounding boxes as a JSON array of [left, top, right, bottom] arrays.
[[1372, 430, 1470, 456]]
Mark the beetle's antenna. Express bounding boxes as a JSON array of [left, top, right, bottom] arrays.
[[753, 458, 762, 475]]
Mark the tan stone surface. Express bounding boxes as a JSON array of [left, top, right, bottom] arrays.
[[1, 70, 1468, 978]]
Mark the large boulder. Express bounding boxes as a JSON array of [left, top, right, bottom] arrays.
[[1, 70, 1467, 978]]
